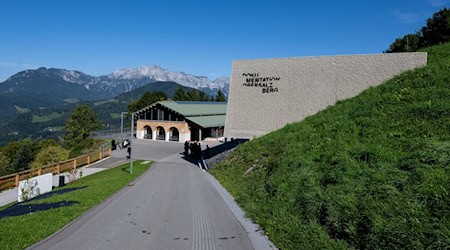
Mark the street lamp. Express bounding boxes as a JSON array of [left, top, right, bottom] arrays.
[[130, 111, 135, 175], [120, 111, 128, 143]]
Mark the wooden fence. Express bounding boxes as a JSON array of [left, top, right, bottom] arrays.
[[0, 148, 111, 192]]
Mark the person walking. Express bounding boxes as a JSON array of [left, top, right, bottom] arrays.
[[184, 141, 189, 156], [205, 145, 210, 158], [127, 145, 131, 159]]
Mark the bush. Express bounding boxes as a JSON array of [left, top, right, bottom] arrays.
[[32, 146, 69, 168]]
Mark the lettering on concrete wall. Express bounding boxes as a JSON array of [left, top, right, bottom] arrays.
[[242, 73, 280, 94]]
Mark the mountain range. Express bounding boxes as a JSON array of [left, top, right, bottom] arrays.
[[0, 66, 229, 123], [0, 66, 229, 145], [0, 65, 229, 99]]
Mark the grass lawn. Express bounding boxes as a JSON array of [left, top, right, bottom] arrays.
[[32, 112, 63, 123], [0, 160, 151, 250], [94, 98, 118, 107], [109, 113, 122, 119], [210, 42, 450, 249]]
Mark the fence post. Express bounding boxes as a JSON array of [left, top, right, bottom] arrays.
[[99, 151, 102, 160], [57, 162, 60, 174], [87, 155, 90, 165], [73, 159, 77, 169], [38, 168, 42, 176], [15, 174, 20, 187], [109, 148, 111, 156]]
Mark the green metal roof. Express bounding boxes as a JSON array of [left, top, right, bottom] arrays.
[[158, 101, 227, 116], [135, 101, 227, 128], [185, 115, 226, 128]]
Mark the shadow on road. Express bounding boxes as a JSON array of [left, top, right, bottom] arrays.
[[180, 139, 248, 169], [202, 139, 248, 160]]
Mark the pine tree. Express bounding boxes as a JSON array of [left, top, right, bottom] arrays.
[[215, 89, 226, 102], [173, 88, 187, 101], [10, 144, 34, 172]]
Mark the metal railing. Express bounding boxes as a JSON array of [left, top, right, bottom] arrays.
[[0, 147, 111, 192], [90, 128, 132, 140]]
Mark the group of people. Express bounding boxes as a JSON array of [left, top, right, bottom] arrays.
[[184, 141, 203, 160], [111, 139, 132, 159]]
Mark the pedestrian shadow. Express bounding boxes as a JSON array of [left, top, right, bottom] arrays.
[[0, 201, 80, 219], [121, 164, 131, 173], [202, 139, 248, 160], [180, 139, 248, 169]]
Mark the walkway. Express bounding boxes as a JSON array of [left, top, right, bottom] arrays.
[[29, 140, 275, 250]]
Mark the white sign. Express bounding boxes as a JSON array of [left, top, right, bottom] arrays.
[[18, 173, 53, 202]]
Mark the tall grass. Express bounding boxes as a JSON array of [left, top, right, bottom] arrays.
[[210, 43, 450, 249]]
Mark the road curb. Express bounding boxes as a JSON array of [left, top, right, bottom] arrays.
[[206, 173, 278, 250], [27, 160, 155, 250]]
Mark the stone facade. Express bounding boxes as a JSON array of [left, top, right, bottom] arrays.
[[225, 52, 428, 139], [136, 120, 190, 142]]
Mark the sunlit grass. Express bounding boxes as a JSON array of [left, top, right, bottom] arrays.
[[210, 42, 450, 249], [0, 160, 151, 250]]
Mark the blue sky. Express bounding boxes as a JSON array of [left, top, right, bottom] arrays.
[[0, 0, 448, 81]]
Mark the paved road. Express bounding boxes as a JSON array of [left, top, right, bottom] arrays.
[[31, 140, 257, 250]]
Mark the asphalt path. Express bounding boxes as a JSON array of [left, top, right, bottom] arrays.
[[30, 140, 257, 250]]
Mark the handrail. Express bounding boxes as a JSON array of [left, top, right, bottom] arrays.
[[0, 147, 112, 192]]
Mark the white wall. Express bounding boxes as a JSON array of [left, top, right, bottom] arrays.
[[18, 173, 53, 202], [225, 52, 427, 139], [136, 130, 144, 139]]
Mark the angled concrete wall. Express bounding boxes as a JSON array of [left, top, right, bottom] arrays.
[[225, 52, 427, 139]]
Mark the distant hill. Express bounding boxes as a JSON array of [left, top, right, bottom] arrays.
[[210, 43, 450, 249], [0, 66, 229, 124], [0, 81, 203, 145]]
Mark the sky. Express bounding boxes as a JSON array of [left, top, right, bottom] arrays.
[[0, 0, 448, 82]]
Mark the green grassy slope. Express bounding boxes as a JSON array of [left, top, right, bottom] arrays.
[[210, 43, 450, 249]]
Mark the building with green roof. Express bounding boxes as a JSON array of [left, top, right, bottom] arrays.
[[135, 101, 227, 142]]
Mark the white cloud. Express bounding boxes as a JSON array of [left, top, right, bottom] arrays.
[[393, 11, 426, 23], [428, 0, 448, 7]]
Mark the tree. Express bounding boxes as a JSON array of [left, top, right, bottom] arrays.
[[10, 144, 34, 172], [215, 89, 226, 102], [421, 7, 450, 47], [386, 8, 450, 52], [385, 33, 421, 53], [173, 88, 187, 101], [32, 145, 69, 168], [0, 152, 10, 176], [127, 91, 167, 113], [173, 87, 210, 101], [64, 105, 102, 147]]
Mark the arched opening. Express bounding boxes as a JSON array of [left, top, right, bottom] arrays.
[[169, 127, 179, 141], [156, 126, 166, 140], [143, 125, 152, 139]]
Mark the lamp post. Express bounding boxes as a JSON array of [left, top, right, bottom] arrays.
[[120, 111, 128, 143], [130, 111, 134, 175]]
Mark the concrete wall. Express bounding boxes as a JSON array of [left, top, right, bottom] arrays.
[[225, 52, 427, 139], [18, 173, 53, 202]]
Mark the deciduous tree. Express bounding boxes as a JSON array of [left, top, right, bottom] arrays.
[[0, 153, 10, 176], [64, 105, 102, 147], [32, 146, 69, 168]]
